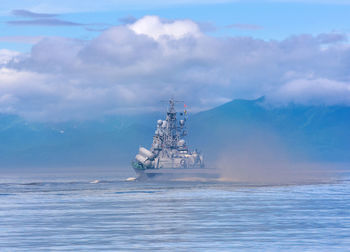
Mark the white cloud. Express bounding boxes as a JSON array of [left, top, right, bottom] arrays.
[[1, 16, 350, 121], [0, 49, 20, 65], [269, 78, 350, 106], [0, 68, 51, 116], [128, 16, 201, 40]]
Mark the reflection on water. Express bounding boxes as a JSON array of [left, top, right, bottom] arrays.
[[0, 174, 349, 251]]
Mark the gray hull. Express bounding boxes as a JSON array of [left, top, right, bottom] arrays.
[[134, 167, 219, 180]]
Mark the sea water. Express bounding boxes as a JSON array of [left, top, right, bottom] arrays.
[[0, 172, 349, 251]]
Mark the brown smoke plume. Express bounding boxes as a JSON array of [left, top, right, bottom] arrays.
[[211, 132, 337, 185]]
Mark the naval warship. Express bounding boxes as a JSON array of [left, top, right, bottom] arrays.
[[132, 99, 215, 179]]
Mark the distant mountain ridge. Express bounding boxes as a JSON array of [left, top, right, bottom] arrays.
[[1, 98, 350, 170], [189, 97, 350, 163], [0, 114, 158, 169]]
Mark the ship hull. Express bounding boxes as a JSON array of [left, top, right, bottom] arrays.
[[133, 167, 220, 180]]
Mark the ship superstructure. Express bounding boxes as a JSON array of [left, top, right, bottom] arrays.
[[132, 99, 205, 178]]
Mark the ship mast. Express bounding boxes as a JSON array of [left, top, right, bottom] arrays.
[[164, 98, 178, 149], [152, 98, 186, 152]]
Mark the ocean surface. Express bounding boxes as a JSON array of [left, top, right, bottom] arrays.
[[0, 172, 350, 251]]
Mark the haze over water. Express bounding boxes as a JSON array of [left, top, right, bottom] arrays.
[[1, 172, 349, 251]]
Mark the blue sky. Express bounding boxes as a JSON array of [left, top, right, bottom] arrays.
[[1, 1, 350, 51], [0, 0, 350, 121]]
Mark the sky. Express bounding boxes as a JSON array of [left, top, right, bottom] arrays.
[[0, 0, 350, 121]]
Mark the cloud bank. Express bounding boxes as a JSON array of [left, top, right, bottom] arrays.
[[1, 15, 350, 121], [7, 18, 83, 26], [8, 9, 91, 27], [11, 9, 58, 18]]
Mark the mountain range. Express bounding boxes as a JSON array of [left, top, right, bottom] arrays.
[[1, 98, 350, 171]]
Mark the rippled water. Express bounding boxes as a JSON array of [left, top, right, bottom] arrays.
[[1, 173, 350, 251]]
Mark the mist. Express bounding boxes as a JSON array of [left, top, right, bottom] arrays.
[[210, 132, 340, 185]]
